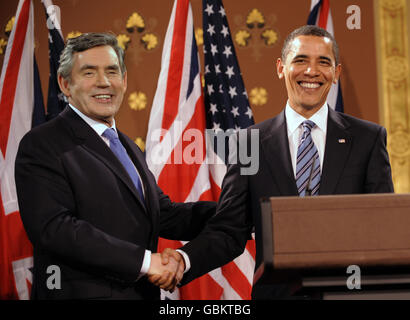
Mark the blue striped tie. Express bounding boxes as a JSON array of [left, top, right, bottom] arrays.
[[295, 120, 321, 196], [102, 128, 145, 203]]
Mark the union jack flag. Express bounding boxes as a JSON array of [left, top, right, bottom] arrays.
[[0, 0, 46, 299]]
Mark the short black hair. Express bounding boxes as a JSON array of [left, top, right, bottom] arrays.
[[281, 25, 340, 65]]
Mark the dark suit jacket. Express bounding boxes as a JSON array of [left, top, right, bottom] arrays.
[[14, 107, 216, 300], [180, 107, 394, 288]]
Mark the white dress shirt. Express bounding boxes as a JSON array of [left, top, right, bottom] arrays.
[[68, 104, 151, 278], [285, 101, 328, 177]]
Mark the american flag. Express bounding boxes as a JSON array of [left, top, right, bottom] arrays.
[[307, 0, 344, 112], [146, 0, 255, 300], [0, 0, 46, 299], [204, 0, 254, 133], [202, 0, 256, 300]]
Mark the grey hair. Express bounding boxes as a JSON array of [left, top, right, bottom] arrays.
[[281, 25, 340, 65], [57, 32, 126, 80]]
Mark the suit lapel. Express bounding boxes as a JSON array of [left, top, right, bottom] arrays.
[[319, 107, 352, 195], [60, 107, 148, 215], [261, 111, 298, 195]]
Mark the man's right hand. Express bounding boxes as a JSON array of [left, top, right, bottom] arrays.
[[147, 248, 185, 292]]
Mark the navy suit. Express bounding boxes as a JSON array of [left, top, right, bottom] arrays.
[[15, 107, 216, 299]]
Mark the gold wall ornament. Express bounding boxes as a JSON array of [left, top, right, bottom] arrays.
[[66, 31, 82, 40], [385, 56, 408, 81], [195, 28, 203, 46], [117, 34, 131, 50], [246, 9, 265, 29], [381, 0, 403, 10], [126, 12, 145, 33], [261, 29, 278, 46], [141, 33, 158, 50], [235, 30, 251, 47], [134, 137, 146, 152], [128, 91, 147, 111], [0, 38, 7, 55], [249, 87, 268, 106], [1, 16, 14, 55], [234, 8, 278, 60], [389, 129, 410, 158], [5, 16, 15, 37], [122, 11, 159, 55], [375, 0, 410, 192]]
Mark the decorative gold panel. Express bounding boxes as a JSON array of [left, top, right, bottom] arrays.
[[375, 0, 410, 192]]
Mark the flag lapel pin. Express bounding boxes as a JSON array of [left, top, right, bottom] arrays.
[[338, 139, 346, 143]]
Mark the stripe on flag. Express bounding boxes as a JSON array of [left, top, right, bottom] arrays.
[[308, 0, 344, 112], [0, 0, 45, 299]]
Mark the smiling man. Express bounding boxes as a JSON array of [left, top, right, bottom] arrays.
[[14, 33, 216, 300], [58, 44, 126, 127], [171, 25, 394, 299], [277, 33, 341, 118]]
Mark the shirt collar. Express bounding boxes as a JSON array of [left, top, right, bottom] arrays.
[[69, 104, 117, 136], [285, 101, 328, 135]]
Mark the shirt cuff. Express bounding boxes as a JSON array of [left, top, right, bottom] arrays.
[[137, 250, 151, 280], [176, 249, 191, 273]]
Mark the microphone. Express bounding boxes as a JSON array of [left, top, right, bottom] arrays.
[[305, 157, 316, 196]]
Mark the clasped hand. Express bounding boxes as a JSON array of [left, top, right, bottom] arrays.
[[147, 248, 185, 292]]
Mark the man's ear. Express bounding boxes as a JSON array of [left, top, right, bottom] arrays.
[[276, 58, 284, 79], [57, 74, 71, 98], [334, 64, 342, 83]]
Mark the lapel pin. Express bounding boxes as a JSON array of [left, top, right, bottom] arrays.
[[338, 139, 346, 143]]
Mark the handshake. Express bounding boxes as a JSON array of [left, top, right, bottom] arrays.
[[146, 248, 185, 292]]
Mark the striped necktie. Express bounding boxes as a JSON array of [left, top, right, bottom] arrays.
[[295, 120, 321, 196], [102, 128, 145, 203]]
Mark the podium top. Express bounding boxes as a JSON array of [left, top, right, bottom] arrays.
[[260, 193, 410, 272]]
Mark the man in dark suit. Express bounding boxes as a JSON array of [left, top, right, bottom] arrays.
[[14, 33, 216, 299], [173, 25, 394, 298]]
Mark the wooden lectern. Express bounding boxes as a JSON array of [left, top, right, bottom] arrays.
[[259, 193, 410, 299]]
